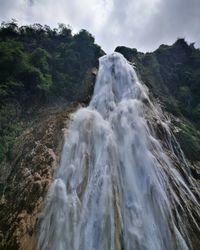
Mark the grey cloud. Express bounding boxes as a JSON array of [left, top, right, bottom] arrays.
[[0, 0, 199, 53], [0, 0, 18, 20], [141, 0, 200, 49], [99, 0, 200, 52], [28, 0, 34, 6]]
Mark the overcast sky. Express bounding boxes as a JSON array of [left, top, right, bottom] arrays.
[[0, 0, 199, 53]]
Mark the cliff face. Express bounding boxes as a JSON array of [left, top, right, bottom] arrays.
[[0, 23, 200, 249]]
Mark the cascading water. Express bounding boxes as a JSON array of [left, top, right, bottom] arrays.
[[37, 53, 199, 250]]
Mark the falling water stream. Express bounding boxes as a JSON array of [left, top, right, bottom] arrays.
[[37, 53, 199, 250]]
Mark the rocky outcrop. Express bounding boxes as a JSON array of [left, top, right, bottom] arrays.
[[0, 104, 79, 250]]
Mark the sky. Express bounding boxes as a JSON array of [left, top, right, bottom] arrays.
[[0, 0, 199, 53]]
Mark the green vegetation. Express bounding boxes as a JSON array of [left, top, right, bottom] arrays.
[[0, 103, 23, 162], [0, 20, 103, 103], [116, 39, 200, 126], [174, 119, 200, 162], [0, 20, 103, 163]]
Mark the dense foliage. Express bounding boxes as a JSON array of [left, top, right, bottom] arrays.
[[0, 20, 103, 103], [0, 21, 103, 162], [116, 39, 200, 124]]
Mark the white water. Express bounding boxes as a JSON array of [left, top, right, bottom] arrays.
[[37, 53, 198, 250]]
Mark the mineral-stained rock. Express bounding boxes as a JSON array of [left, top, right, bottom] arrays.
[[0, 104, 78, 250]]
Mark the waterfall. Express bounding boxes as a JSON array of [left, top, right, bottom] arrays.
[[37, 53, 199, 250]]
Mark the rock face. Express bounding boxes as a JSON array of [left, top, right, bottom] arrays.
[[0, 38, 200, 249], [0, 104, 79, 250]]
